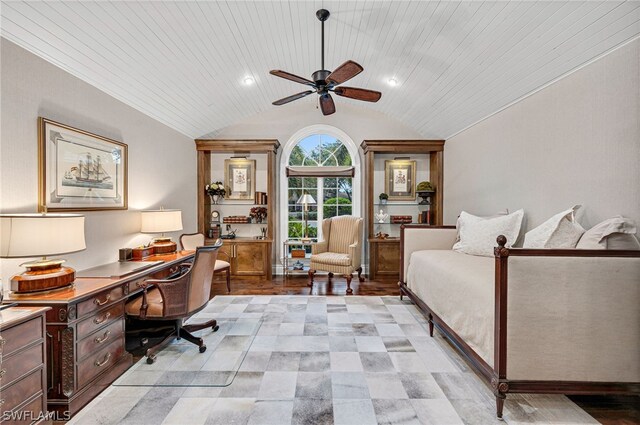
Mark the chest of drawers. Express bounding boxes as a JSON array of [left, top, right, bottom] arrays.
[[0, 307, 50, 424]]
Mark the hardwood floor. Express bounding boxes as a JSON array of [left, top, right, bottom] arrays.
[[211, 274, 640, 425]]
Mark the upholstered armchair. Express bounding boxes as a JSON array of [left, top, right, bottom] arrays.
[[309, 215, 365, 294], [180, 233, 231, 296], [125, 244, 221, 364]]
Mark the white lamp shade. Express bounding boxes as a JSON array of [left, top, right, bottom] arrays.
[[296, 194, 316, 205], [0, 214, 86, 258], [140, 210, 183, 233]]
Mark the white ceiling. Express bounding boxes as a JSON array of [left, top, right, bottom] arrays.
[[2, 1, 640, 139]]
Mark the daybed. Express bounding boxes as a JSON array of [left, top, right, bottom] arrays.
[[399, 225, 640, 418]]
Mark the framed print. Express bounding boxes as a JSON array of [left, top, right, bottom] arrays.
[[224, 159, 256, 200], [38, 117, 128, 211], [384, 159, 416, 201]]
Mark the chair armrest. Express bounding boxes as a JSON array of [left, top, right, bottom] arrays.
[[141, 275, 190, 317], [349, 242, 361, 269], [312, 241, 328, 255]]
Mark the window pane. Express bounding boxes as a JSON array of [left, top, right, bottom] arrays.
[[335, 145, 352, 166], [288, 177, 302, 189], [338, 205, 353, 216], [302, 178, 317, 188], [288, 146, 306, 166]]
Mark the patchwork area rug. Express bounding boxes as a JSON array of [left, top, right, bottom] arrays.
[[71, 296, 599, 425]]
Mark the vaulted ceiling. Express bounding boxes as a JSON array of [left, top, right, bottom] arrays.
[[2, 1, 639, 139]]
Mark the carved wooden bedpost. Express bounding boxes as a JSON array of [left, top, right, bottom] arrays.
[[493, 235, 510, 418]]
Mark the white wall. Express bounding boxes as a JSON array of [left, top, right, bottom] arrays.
[[444, 38, 640, 232], [0, 39, 196, 289]]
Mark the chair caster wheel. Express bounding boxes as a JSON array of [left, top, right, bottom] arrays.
[[212, 325, 219, 332], [199, 345, 207, 353], [146, 354, 156, 364]]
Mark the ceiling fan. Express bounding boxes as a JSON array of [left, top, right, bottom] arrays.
[[269, 9, 382, 116]]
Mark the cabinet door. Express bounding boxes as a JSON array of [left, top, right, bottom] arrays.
[[234, 243, 267, 276], [375, 241, 400, 277]]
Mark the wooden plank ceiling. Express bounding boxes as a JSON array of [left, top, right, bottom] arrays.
[[2, 1, 639, 139]]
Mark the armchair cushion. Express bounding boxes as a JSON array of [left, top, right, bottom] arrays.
[[125, 288, 164, 318], [312, 241, 328, 255], [310, 252, 351, 266], [214, 260, 231, 271]]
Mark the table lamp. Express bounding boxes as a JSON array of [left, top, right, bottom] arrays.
[[296, 193, 316, 242], [0, 213, 86, 293], [140, 209, 182, 254]]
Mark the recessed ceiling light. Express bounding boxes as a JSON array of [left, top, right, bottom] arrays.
[[243, 76, 255, 85], [388, 78, 398, 87]]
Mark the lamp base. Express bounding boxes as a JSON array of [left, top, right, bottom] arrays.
[[151, 239, 177, 254], [10, 260, 75, 293]]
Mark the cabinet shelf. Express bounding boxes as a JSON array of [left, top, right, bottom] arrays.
[[210, 202, 268, 206], [373, 202, 429, 207]]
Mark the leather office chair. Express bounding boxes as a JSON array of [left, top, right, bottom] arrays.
[[125, 243, 221, 364], [309, 215, 365, 294], [180, 232, 231, 295]]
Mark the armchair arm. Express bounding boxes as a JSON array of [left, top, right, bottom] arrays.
[[349, 242, 361, 269], [139, 274, 190, 317], [312, 241, 328, 255]]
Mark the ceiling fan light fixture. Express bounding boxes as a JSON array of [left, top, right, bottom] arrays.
[[243, 76, 255, 85], [388, 78, 398, 87]]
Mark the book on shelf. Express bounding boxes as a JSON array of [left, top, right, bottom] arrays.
[[254, 191, 268, 205], [223, 216, 250, 224]]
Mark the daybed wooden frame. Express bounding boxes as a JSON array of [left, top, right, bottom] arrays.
[[399, 224, 640, 418]]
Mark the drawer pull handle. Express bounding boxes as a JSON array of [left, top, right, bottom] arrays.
[[94, 294, 112, 306], [0, 399, 4, 406], [94, 330, 111, 344], [0, 369, 5, 378], [93, 312, 111, 325], [0, 336, 5, 346], [94, 352, 111, 367]]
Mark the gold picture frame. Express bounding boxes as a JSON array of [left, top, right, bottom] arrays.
[[224, 159, 256, 200], [38, 117, 128, 211], [384, 159, 416, 201]]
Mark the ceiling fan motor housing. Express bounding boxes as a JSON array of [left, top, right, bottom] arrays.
[[312, 70, 331, 86]]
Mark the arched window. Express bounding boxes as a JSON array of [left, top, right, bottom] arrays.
[[286, 134, 353, 240], [280, 126, 361, 251]]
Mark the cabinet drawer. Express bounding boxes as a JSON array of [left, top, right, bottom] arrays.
[[77, 303, 123, 340], [77, 337, 124, 389], [77, 286, 124, 318], [0, 392, 45, 424], [0, 368, 42, 413], [0, 342, 43, 389], [0, 316, 43, 357], [77, 319, 124, 361]]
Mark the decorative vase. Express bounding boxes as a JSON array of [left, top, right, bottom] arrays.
[[417, 191, 435, 205], [210, 194, 220, 204], [380, 199, 387, 205]]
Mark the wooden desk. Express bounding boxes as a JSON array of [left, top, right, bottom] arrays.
[[2, 251, 195, 418]]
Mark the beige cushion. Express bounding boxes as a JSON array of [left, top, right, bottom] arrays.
[[455, 209, 509, 243], [576, 216, 640, 250], [453, 209, 524, 256], [524, 206, 585, 248], [327, 216, 360, 254], [406, 250, 495, 366], [214, 260, 231, 271], [125, 288, 164, 318], [310, 252, 351, 266]]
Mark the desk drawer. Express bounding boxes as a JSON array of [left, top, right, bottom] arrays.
[[77, 303, 123, 340], [0, 392, 45, 424], [77, 319, 124, 361], [77, 286, 125, 318], [0, 316, 43, 357], [0, 343, 43, 389], [77, 337, 124, 389], [0, 368, 43, 413]]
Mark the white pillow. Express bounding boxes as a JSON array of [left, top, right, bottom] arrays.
[[576, 216, 640, 250], [453, 209, 524, 257], [454, 209, 509, 243], [523, 206, 585, 248]]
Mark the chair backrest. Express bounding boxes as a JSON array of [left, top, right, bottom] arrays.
[[186, 244, 220, 313], [180, 233, 205, 250], [326, 215, 362, 254]]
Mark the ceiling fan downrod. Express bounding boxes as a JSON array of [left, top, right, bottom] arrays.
[[317, 9, 330, 72]]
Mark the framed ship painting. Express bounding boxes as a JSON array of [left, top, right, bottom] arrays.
[[224, 158, 255, 200], [384, 159, 416, 201], [38, 117, 128, 211]]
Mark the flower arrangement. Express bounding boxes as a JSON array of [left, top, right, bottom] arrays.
[[250, 206, 268, 222], [206, 181, 226, 197]]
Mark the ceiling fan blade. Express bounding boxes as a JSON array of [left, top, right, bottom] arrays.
[[326, 60, 363, 85], [333, 86, 382, 102], [319, 93, 336, 115], [270, 70, 316, 87], [272, 90, 314, 106]]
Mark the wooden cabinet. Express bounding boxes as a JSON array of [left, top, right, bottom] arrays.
[[0, 307, 50, 424], [361, 140, 445, 280], [196, 139, 279, 280]]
